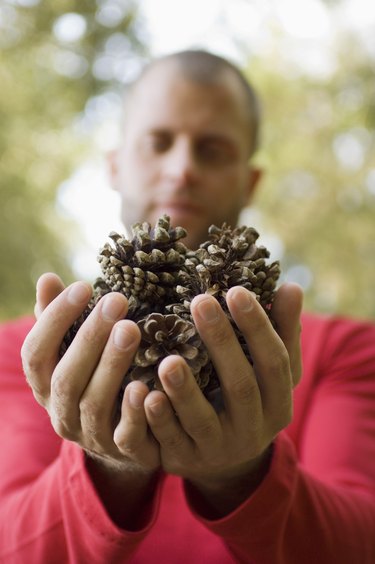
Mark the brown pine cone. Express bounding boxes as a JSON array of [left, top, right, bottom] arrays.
[[124, 313, 210, 392], [60, 215, 281, 407], [171, 223, 280, 313], [96, 215, 188, 318]]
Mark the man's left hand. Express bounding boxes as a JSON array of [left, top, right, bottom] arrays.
[[142, 283, 303, 516]]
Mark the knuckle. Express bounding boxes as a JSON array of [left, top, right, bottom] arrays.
[[80, 396, 102, 420], [162, 431, 185, 452], [31, 387, 49, 408], [51, 373, 70, 403], [208, 322, 232, 347], [21, 340, 50, 403], [77, 325, 101, 349], [185, 417, 216, 440], [267, 349, 290, 379], [231, 374, 257, 404], [50, 411, 77, 441], [25, 373, 48, 405], [80, 398, 107, 438], [21, 337, 43, 377], [113, 423, 140, 458], [115, 436, 138, 458]]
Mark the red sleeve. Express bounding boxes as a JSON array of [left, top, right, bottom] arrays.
[[0, 318, 163, 562], [184, 315, 375, 563]]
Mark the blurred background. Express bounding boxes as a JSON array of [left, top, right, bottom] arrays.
[[1, 0, 374, 321]]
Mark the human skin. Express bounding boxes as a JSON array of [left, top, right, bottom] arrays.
[[22, 60, 303, 527], [108, 60, 261, 249]]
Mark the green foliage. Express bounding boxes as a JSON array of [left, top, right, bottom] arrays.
[[245, 36, 375, 319], [0, 0, 147, 320], [1, 1, 374, 322]]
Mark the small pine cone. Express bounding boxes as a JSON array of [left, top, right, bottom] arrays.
[[92, 277, 112, 300], [127, 313, 210, 391], [97, 215, 188, 312], [60, 215, 281, 409], [180, 223, 280, 313]]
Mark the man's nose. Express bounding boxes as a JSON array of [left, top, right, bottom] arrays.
[[163, 139, 199, 185]]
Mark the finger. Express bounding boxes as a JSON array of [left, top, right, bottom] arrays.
[[156, 355, 221, 453], [80, 320, 141, 442], [226, 287, 292, 427], [34, 272, 65, 319], [190, 294, 262, 425], [144, 388, 193, 464], [271, 283, 303, 386], [22, 280, 92, 402], [114, 381, 159, 467], [51, 293, 128, 429]]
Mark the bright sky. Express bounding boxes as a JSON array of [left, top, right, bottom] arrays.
[[58, 0, 375, 281], [141, 0, 333, 64]]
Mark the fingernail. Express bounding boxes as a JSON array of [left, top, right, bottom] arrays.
[[128, 388, 144, 409], [233, 287, 254, 312], [166, 365, 184, 388], [148, 401, 164, 416], [68, 282, 90, 305], [113, 326, 134, 350], [101, 295, 125, 321], [196, 296, 219, 322]]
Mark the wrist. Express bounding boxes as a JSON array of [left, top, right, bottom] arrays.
[[186, 445, 274, 519], [85, 453, 162, 530]]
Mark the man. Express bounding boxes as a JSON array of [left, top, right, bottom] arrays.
[[1, 50, 375, 563]]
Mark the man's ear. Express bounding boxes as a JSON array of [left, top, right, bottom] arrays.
[[106, 149, 119, 191], [245, 166, 263, 205]]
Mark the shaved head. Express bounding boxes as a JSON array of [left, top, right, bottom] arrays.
[[111, 48, 262, 248], [125, 50, 261, 157]]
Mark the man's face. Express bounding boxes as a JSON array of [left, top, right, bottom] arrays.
[[111, 61, 259, 249]]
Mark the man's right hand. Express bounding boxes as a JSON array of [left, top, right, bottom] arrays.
[[21, 273, 160, 474]]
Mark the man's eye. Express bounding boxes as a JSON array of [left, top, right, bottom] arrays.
[[145, 134, 170, 153], [199, 143, 233, 163]]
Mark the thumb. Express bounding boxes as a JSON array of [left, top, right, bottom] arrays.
[[34, 272, 66, 319]]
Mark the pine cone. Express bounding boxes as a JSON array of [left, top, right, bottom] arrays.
[[124, 313, 211, 392], [60, 215, 281, 407], [169, 223, 280, 314], [96, 215, 188, 319]]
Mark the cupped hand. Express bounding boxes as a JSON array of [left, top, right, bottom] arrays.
[[22, 273, 160, 473], [142, 284, 303, 511]]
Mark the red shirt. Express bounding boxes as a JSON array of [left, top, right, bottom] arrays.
[[1, 313, 375, 563]]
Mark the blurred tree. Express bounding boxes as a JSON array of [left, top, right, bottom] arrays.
[[244, 34, 375, 319], [0, 0, 147, 320], [1, 1, 374, 322]]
